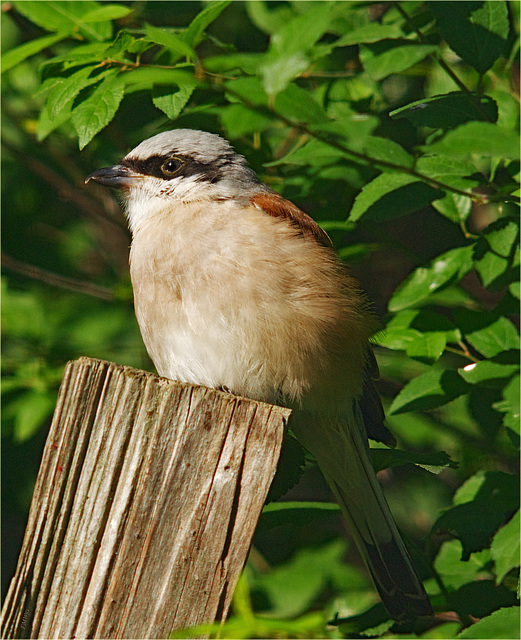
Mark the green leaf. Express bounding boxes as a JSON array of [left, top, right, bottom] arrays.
[[389, 368, 470, 414], [220, 103, 273, 138], [435, 539, 492, 590], [121, 67, 197, 92], [493, 375, 520, 435], [358, 137, 414, 169], [37, 96, 73, 140], [390, 92, 498, 129], [371, 327, 421, 351], [369, 448, 457, 474], [255, 539, 346, 618], [335, 22, 404, 46], [274, 83, 328, 124], [152, 83, 195, 120], [349, 173, 444, 222], [183, 0, 232, 48], [427, 122, 520, 160], [433, 192, 473, 224], [406, 332, 447, 364], [429, 1, 509, 74], [458, 361, 519, 388], [204, 52, 264, 75], [360, 40, 437, 81], [491, 510, 520, 584], [465, 316, 520, 358], [12, 390, 56, 442], [12, 1, 112, 42], [473, 218, 519, 288], [457, 607, 521, 639], [71, 75, 125, 149], [260, 2, 333, 95], [144, 23, 196, 60], [260, 52, 310, 97], [434, 470, 520, 558], [46, 65, 105, 120], [80, 4, 132, 22], [389, 245, 474, 311], [269, 2, 332, 57], [416, 156, 481, 218], [1, 32, 67, 74]]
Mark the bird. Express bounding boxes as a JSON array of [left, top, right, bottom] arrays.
[[86, 128, 433, 621]]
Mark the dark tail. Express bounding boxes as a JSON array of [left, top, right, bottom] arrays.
[[292, 406, 433, 621]]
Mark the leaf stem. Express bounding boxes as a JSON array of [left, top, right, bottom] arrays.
[[101, 58, 520, 206], [217, 81, 520, 205], [394, 3, 495, 123]]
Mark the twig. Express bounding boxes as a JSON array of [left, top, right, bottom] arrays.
[[395, 2, 498, 125], [2, 253, 114, 300], [217, 82, 519, 205]]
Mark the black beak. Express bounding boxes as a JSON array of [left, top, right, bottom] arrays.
[[85, 164, 140, 189]]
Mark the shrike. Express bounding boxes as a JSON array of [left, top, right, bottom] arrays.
[[86, 129, 432, 620]]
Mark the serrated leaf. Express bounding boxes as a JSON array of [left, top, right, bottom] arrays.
[[390, 368, 470, 414], [491, 509, 520, 584], [268, 138, 346, 167], [46, 65, 106, 121], [389, 245, 474, 311], [427, 122, 520, 160], [390, 92, 498, 129], [457, 606, 521, 639], [12, 1, 112, 42], [435, 540, 492, 590], [1, 32, 67, 74], [13, 0, 94, 32], [152, 83, 195, 120], [369, 448, 457, 474], [465, 316, 520, 358], [359, 137, 414, 169], [433, 192, 473, 223], [145, 23, 196, 60], [434, 470, 520, 558], [72, 75, 125, 149], [349, 173, 443, 222], [406, 332, 447, 363], [360, 40, 437, 81], [474, 218, 520, 288], [429, 1, 509, 74], [492, 375, 520, 435], [459, 361, 519, 387], [37, 97, 72, 140]]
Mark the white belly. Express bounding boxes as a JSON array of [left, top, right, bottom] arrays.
[[129, 199, 373, 407]]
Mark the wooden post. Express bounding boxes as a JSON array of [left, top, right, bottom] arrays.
[[1, 357, 290, 639]]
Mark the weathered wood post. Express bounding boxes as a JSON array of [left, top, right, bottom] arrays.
[[1, 357, 290, 639]]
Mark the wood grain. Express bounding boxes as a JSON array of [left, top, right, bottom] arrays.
[[1, 357, 290, 639]]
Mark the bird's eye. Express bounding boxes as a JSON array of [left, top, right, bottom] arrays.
[[161, 157, 184, 177]]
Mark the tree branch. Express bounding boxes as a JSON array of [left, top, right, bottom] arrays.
[[2, 254, 115, 300]]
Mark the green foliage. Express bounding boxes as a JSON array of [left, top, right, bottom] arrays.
[[2, 0, 519, 637]]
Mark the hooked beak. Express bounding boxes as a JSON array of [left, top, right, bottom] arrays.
[[85, 164, 141, 189]]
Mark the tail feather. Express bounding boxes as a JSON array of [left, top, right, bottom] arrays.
[[292, 404, 433, 621]]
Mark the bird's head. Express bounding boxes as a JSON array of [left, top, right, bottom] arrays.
[[86, 129, 264, 232]]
